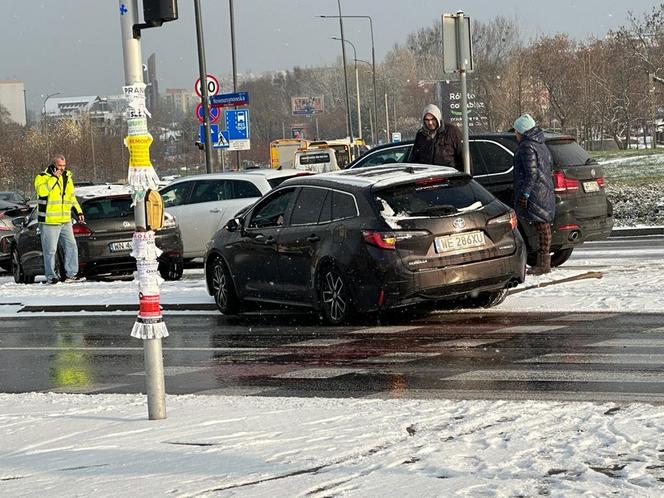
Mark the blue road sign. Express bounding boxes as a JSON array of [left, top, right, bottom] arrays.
[[225, 109, 249, 140], [196, 104, 220, 123], [210, 92, 249, 108], [199, 123, 219, 143]]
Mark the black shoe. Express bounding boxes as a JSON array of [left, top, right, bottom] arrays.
[[44, 278, 59, 284]]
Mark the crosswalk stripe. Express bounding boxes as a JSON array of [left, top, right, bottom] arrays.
[[589, 338, 664, 347], [428, 339, 503, 348], [350, 326, 421, 335], [494, 325, 566, 333], [546, 313, 618, 322], [283, 338, 357, 347], [443, 368, 664, 383], [520, 353, 664, 365], [274, 367, 367, 379], [356, 352, 441, 363]]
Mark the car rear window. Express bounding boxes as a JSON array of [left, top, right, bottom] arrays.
[[375, 177, 496, 217], [268, 172, 311, 188], [82, 197, 133, 220], [547, 140, 597, 167]]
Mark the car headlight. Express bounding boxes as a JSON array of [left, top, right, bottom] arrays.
[[162, 211, 177, 229]]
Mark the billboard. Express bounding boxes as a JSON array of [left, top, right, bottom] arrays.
[[291, 96, 324, 115]]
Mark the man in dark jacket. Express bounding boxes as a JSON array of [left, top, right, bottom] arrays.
[[513, 114, 555, 275], [408, 104, 464, 171]]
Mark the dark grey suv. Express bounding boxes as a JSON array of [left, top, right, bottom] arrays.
[[348, 133, 613, 267], [205, 165, 526, 324]]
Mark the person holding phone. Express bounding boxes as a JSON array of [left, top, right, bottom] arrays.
[[33, 154, 85, 284]]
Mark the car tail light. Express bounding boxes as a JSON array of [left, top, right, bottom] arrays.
[[488, 210, 518, 230], [558, 224, 580, 231], [553, 171, 580, 193], [73, 223, 92, 237], [416, 177, 449, 186], [363, 231, 397, 249], [596, 177, 605, 187], [362, 230, 429, 250]]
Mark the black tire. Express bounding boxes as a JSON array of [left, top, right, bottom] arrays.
[[0, 262, 11, 272], [319, 265, 353, 325], [551, 248, 574, 267], [463, 288, 509, 309], [159, 258, 184, 281], [11, 248, 34, 284], [211, 257, 241, 315]]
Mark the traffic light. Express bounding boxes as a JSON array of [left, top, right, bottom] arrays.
[[143, 0, 178, 24]]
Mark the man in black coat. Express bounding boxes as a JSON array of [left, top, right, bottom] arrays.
[[513, 113, 555, 275], [408, 104, 464, 171]]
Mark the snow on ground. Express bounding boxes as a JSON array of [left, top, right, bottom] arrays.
[[1, 241, 664, 496], [2, 394, 663, 497]]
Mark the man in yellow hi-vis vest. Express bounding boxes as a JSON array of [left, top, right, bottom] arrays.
[[34, 154, 85, 284]]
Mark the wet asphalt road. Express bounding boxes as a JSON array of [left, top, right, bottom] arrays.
[[2, 311, 664, 403]]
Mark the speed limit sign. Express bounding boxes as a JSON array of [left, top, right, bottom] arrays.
[[194, 74, 220, 97]]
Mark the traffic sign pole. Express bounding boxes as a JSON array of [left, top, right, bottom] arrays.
[[194, 0, 213, 173]]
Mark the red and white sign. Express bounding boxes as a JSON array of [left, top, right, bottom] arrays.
[[195, 103, 220, 123], [194, 74, 220, 98]]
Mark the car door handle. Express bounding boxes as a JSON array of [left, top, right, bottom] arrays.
[[210, 208, 222, 213], [306, 235, 320, 243], [264, 236, 276, 245]]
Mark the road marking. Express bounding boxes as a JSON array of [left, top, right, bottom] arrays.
[[283, 338, 356, 347], [546, 314, 618, 322], [356, 352, 442, 363], [350, 326, 421, 335], [127, 366, 210, 376], [428, 339, 503, 348], [589, 338, 664, 347], [494, 325, 566, 334], [443, 368, 664, 383], [520, 353, 664, 365], [274, 368, 366, 379], [0, 347, 268, 352]]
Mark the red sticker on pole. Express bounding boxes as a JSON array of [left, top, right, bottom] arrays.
[[194, 74, 220, 98], [139, 294, 162, 318]]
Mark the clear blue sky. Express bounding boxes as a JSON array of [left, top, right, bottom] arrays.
[[0, 0, 655, 112]]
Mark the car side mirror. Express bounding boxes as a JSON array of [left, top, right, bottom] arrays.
[[12, 216, 27, 228], [225, 217, 242, 232]]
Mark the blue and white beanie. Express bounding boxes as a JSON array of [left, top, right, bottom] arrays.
[[513, 113, 536, 134]]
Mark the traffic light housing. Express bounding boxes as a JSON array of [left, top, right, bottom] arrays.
[[143, 0, 178, 24]]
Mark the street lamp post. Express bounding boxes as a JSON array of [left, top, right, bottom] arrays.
[[336, 1, 354, 143], [355, 58, 375, 144], [319, 15, 377, 145], [41, 92, 61, 162], [332, 37, 361, 139]]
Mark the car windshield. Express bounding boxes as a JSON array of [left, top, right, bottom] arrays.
[[375, 177, 495, 217], [547, 139, 597, 167], [82, 197, 133, 220]]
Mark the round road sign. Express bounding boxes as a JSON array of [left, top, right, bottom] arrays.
[[196, 103, 220, 123], [195, 74, 220, 97]]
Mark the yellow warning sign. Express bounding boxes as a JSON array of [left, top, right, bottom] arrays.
[[125, 134, 153, 168]]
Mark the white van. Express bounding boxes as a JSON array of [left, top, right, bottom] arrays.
[[293, 148, 340, 173]]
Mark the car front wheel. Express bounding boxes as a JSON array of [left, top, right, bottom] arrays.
[[212, 257, 241, 315], [11, 248, 33, 284], [159, 257, 184, 281], [319, 266, 353, 325]]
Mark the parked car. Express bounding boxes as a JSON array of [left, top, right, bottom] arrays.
[[347, 133, 613, 267], [0, 191, 29, 205], [159, 169, 312, 260], [10, 185, 183, 283], [204, 164, 526, 324], [0, 201, 32, 272]]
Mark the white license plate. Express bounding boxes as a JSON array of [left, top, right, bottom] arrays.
[[435, 230, 486, 253], [583, 181, 600, 193], [109, 241, 132, 253]]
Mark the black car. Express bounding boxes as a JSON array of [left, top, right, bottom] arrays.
[[10, 186, 184, 283], [204, 165, 526, 324], [0, 200, 32, 272], [348, 133, 613, 267]]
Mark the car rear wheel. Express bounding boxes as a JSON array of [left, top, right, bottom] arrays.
[[550, 248, 574, 267], [212, 257, 241, 315], [11, 248, 33, 284], [159, 257, 184, 281], [319, 266, 353, 325]]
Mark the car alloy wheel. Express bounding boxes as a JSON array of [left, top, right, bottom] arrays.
[[320, 267, 351, 325], [11, 248, 24, 284], [212, 258, 240, 315]]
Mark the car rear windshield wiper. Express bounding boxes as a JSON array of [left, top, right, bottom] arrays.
[[584, 157, 599, 165], [409, 204, 458, 216]]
